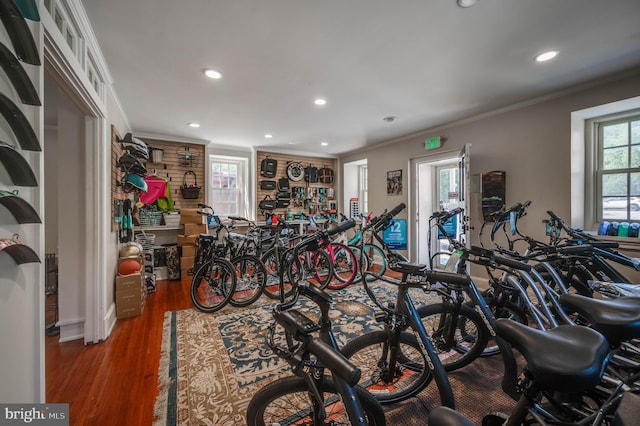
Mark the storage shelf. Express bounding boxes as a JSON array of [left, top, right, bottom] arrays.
[[135, 225, 183, 231]]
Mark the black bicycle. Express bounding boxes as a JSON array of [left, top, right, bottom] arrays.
[[189, 204, 237, 312], [246, 220, 386, 425]]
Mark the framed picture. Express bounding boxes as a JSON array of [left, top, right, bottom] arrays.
[[387, 169, 402, 195]]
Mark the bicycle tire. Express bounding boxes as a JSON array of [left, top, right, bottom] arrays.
[[229, 255, 266, 307], [190, 258, 236, 313], [417, 303, 489, 371], [289, 249, 334, 290], [363, 244, 386, 281], [246, 375, 386, 426], [341, 330, 435, 405], [326, 242, 358, 289], [261, 246, 295, 299]]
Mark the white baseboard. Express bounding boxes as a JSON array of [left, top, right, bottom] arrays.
[[58, 319, 84, 343], [105, 302, 117, 338]]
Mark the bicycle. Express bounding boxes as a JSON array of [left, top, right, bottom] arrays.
[[260, 216, 302, 299], [189, 205, 237, 313], [246, 220, 386, 425], [340, 259, 459, 408], [428, 316, 639, 426]]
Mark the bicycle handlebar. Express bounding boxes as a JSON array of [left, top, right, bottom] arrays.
[[369, 203, 406, 232], [293, 220, 357, 254], [430, 207, 464, 222], [307, 339, 361, 387], [468, 245, 532, 271]]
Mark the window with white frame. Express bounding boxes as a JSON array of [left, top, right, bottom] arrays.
[[210, 156, 247, 217], [359, 165, 368, 215], [594, 112, 640, 222]]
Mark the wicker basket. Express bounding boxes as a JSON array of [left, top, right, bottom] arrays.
[[139, 210, 163, 226], [163, 213, 181, 226], [135, 231, 156, 250], [180, 171, 201, 199]]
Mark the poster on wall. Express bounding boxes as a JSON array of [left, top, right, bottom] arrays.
[[383, 219, 407, 250], [387, 170, 402, 195]]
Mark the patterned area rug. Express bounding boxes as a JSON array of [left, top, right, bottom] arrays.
[[153, 282, 515, 425]]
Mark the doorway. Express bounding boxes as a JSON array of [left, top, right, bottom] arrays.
[[410, 145, 470, 266]]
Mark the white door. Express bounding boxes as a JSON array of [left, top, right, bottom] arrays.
[[410, 144, 471, 266]]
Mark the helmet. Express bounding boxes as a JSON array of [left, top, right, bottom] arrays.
[[118, 258, 142, 276], [117, 153, 147, 175], [119, 242, 143, 258], [118, 133, 149, 159], [124, 174, 148, 193]]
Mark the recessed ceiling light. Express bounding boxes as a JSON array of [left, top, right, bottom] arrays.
[[535, 50, 559, 62], [264, 134, 273, 139], [203, 69, 222, 79], [457, 0, 478, 7], [314, 98, 327, 106], [188, 122, 200, 128], [320, 141, 328, 146], [383, 116, 396, 123]]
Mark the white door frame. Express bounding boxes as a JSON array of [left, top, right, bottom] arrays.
[[409, 147, 470, 263], [44, 19, 109, 344]]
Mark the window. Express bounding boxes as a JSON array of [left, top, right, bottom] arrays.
[[359, 165, 368, 214], [209, 156, 247, 217], [595, 113, 640, 222]]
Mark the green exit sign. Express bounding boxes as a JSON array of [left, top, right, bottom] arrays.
[[425, 136, 441, 150]]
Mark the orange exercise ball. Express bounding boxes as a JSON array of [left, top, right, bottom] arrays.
[[118, 258, 141, 276]]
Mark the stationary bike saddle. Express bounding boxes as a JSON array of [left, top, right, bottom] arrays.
[[559, 293, 640, 346], [495, 319, 609, 394]]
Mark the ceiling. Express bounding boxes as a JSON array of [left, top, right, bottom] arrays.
[[81, 0, 640, 156]]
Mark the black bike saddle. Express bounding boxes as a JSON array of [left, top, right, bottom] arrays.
[[390, 261, 426, 275], [495, 319, 609, 394], [558, 293, 640, 346]]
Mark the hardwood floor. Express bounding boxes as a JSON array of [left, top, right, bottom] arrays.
[[46, 279, 193, 425]]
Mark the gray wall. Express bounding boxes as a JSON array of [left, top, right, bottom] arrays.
[[340, 70, 640, 253]]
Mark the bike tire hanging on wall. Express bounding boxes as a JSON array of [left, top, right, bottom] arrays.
[[286, 161, 304, 182]]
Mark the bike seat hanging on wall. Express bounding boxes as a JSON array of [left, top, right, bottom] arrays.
[[0, 189, 41, 223], [0, 234, 40, 264]]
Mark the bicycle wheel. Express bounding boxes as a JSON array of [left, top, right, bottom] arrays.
[[326, 243, 358, 290], [190, 258, 236, 313], [261, 247, 295, 299], [289, 249, 334, 290], [229, 255, 266, 307], [363, 244, 386, 281], [246, 375, 386, 426], [417, 303, 489, 371], [341, 330, 434, 405]]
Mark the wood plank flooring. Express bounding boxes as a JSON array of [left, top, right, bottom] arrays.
[[46, 279, 192, 425]]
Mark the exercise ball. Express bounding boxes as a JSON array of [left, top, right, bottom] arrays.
[[118, 258, 141, 276]]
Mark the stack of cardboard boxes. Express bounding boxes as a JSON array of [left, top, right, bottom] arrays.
[[115, 256, 146, 319], [178, 208, 207, 280]]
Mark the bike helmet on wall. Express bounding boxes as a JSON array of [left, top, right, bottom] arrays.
[[124, 174, 148, 193]]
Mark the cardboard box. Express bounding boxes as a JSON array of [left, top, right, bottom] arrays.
[[180, 209, 206, 225], [184, 223, 207, 236], [117, 302, 144, 319], [177, 234, 197, 246], [116, 288, 143, 305], [181, 256, 195, 269], [181, 267, 192, 280], [181, 245, 196, 257], [115, 273, 143, 292]]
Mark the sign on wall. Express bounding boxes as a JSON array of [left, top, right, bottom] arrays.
[[383, 219, 407, 250]]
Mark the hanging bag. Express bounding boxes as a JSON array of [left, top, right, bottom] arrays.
[[318, 167, 334, 184], [180, 170, 201, 199], [259, 195, 277, 211]]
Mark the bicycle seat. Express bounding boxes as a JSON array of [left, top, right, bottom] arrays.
[[197, 234, 215, 244], [389, 261, 427, 275], [559, 293, 640, 346], [495, 319, 609, 394], [428, 406, 474, 426]]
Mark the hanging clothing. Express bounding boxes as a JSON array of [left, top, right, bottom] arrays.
[[139, 176, 167, 205], [156, 180, 174, 212]]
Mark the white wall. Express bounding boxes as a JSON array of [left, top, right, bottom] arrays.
[[340, 71, 640, 257], [0, 20, 45, 402]]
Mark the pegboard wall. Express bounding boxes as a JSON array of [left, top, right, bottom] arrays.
[[110, 126, 206, 231], [256, 151, 337, 219]]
